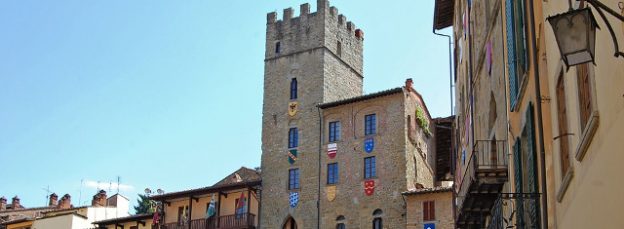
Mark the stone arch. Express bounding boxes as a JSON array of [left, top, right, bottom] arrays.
[[282, 215, 297, 229]]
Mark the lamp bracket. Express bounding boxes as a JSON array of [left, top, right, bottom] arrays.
[[586, 0, 624, 58]]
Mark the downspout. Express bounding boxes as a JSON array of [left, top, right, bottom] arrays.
[[527, 0, 549, 228], [316, 106, 323, 229], [433, 29, 454, 116]]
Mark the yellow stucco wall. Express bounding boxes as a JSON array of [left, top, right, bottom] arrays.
[[405, 192, 454, 229], [542, 0, 624, 228], [162, 189, 259, 225]]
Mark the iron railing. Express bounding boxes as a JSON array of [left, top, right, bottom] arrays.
[[488, 193, 541, 229], [456, 140, 509, 214], [157, 213, 255, 229]]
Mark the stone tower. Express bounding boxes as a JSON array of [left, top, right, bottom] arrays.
[[260, 0, 364, 228]]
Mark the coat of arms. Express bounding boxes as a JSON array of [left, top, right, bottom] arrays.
[[288, 150, 298, 164], [327, 143, 337, 159], [289, 192, 299, 208], [288, 102, 298, 117], [364, 180, 375, 196], [326, 186, 336, 201], [364, 138, 374, 153]]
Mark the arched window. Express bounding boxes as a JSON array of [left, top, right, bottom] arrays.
[[372, 209, 383, 229], [290, 78, 297, 100], [275, 41, 281, 54], [336, 215, 345, 229]]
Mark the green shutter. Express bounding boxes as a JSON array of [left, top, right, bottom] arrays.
[[525, 103, 541, 227], [505, 0, 519, 109], [513, 138, 524, 228]]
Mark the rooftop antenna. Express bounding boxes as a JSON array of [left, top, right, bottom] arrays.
[[116, 176, 121, 194], [42, 186, 53, 206], [78, 179, 84, 206]]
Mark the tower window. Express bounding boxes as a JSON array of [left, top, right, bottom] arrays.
[[275, 41, 281, 53], [364, 156, 376, 179], [288, 128, 299, 148], [290, 78, 298, 100], [365, 114, 377, 135], [372, 209, 383, 229], [289, 168, 300, 190], [337, 41, 342, 57], [327, 163, 339, 184], [328, 121, 340, 142]]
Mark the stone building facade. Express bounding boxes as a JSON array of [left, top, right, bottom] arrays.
[[260, 1, 448, 228]]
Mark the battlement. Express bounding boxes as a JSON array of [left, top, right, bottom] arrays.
[[266, 0, 362, 40]]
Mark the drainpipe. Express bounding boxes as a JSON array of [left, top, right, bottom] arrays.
[[316, 106, 323, 229], [433, 29, 454, 116], [527, 0, 549, 228]]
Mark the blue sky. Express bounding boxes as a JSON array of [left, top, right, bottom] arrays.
[[0, 0, 452, 210]]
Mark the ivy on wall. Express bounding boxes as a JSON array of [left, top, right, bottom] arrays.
[[415, 105, 432, 137]]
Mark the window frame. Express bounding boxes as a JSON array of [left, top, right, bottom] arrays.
[[328, 121, 341, 142], [288, 168, 300, 190], [288, 128, 299, 149], [574, 63, 600, 161], [327, 163, 339, 185], [364, 156, 376, 179], [290, 78, 298, 100], [423, 200, 436, 221], [364, 114, 377, 135]]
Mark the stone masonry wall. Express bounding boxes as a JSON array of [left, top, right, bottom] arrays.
[[261, 1, 364, 228]]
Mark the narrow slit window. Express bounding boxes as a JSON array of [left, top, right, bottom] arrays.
[[275, 41, 281, 53], [290, 78, 297, 100]]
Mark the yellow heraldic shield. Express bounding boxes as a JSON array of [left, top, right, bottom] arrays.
[[326, 186, 337, 201], [288, 102, 298, 117]]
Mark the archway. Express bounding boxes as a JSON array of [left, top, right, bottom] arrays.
[[282, 216, 297, 229]]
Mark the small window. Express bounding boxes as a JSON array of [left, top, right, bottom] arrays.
[[289, 128, 299, 148], [289, 168, 300, 190], [423, 200, 435, 221], [327, 163, 339, 184], [329, 121, 341, 142], [364, 114, 377, 135], [275, 41, 281, 53], [364, 156, 376, 179], [336, 215, 345, 229], [337, 41, 342, 57], [290, 78, 298, 100], [372, 209, 383, 229]]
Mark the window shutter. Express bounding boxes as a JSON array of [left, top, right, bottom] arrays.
[[513, 138, 525, 227], [556, 77, 570, 174], [577, 64, 592, 130], [423, 202, 429, 221], [505, 0, 518, 109], [525, 104, 541, 227], [430, 201, 435, 220]]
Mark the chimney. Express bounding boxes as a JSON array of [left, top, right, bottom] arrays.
[[91, 190, 107, 207], [0, 196, 7, 211], [49, 193, 58, 207], [59, 194, 72, 209], [405, 78, 414, 92], [11, 196, 22, 209]]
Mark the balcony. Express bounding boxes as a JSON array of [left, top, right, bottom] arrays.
[[488, 193, 541, 229], [158, 213, 256, 229], [456, 140, 509, 228]]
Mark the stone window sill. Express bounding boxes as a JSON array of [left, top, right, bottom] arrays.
[[556, 169, 574, 202], [575, 111, 599, 161]]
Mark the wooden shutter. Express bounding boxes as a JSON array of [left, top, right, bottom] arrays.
[[423, 201, 429, 221], [577, 63, 592, 130], [513, 139, 525, 227], [505, 0, 518, 109], [556, 76, 570, 175], [525, 104, 541, 227], [430, 201, 435, 220]]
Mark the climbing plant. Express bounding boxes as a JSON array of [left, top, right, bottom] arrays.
[[415, 105, 431, 137]]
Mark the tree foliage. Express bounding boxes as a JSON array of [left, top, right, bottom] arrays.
[[134, 194, 154, 214]]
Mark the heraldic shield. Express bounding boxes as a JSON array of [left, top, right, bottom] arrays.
[[289, 192, 299, 208], [364, 138, 374, 153], [288, 150, 298, 164], [326, 186, 336, 201], [364, 180, 375, 196], [327, 143, 337, 159], [288, 102, 298, 117]]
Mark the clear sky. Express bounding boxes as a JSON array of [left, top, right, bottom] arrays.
[[0, 0, 453, 210]]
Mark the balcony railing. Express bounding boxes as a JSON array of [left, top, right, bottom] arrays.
[[157, 213, 256, 229], [488, 193, 541, 229], [456, 140, 509, 227]]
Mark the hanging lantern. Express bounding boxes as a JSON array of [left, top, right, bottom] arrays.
[[547, 8, 599, 68]]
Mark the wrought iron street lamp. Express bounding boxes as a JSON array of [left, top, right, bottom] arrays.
[[547, 0, 624, 69]]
